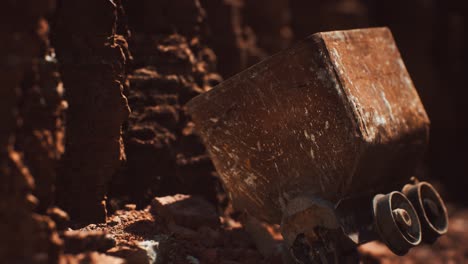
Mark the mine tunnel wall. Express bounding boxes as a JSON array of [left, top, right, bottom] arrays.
[[0, 0, 466, 262]]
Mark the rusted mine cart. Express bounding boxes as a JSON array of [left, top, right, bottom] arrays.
[[187, 28, 448, 263]]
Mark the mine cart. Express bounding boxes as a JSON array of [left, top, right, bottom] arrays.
[[187, 28, 448, 263]]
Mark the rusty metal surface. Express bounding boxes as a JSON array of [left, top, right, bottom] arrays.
[[403, 182, 449, 243], [373, 191, 422, 255], [320, 28, 430, 195], [187, 27, 429, 224]]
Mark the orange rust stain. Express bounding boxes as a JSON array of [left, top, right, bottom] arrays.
[[245, 159, 251, 170]]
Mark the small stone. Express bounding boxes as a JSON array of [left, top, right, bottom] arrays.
[[124, 204, 137, 211], [47, 206, 70, 231], [59, 252, 125, 264], [150, 194, 220, 229], [200, 248, 218, 263], [168, 223, 198, 239], [62, 230, 116, 254], [197, 226, 222, 248], [186, 255, 200, 264], [107, 245, 150, 264], [107, 216, 121, 227]]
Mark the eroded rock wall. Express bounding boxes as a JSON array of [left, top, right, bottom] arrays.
[[201, 0, 265, 78], [111, 0, 223, 207], [16, 17, 66, 212], [53, 0, 131, 223], [244, 0, 294, 54], [0, 1, 62, 263]]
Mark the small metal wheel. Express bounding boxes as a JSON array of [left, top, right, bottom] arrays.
[[403, 182, 448, 243], [373, 191, 422, 255]]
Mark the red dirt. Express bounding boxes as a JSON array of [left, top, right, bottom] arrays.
[[55, 200, 468, 263]]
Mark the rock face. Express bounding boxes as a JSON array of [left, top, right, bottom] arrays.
[[201, 0, 265, 78], [16, 17, 66, 212], [109, 0, 223, 207], [289, 0, 370, 40], [244, 0, 294, 54], [0, 1, 62, 263], [53, 0, 131, 223]]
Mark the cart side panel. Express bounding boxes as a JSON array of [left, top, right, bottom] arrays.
[[188, 38, 360, 222], [320, 28, 430, 194]]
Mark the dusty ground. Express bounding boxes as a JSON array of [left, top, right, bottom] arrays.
[[61, 195, 284, 264], [360, 206, 468, 264], [55, 197, 468, 264]]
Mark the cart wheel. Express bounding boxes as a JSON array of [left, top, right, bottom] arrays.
[[373, 191, 422, 255], [403, 182, 448, 243]]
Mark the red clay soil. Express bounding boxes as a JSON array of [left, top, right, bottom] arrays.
[[66, 195, 285, 264], [56, 198, 468, 264]]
